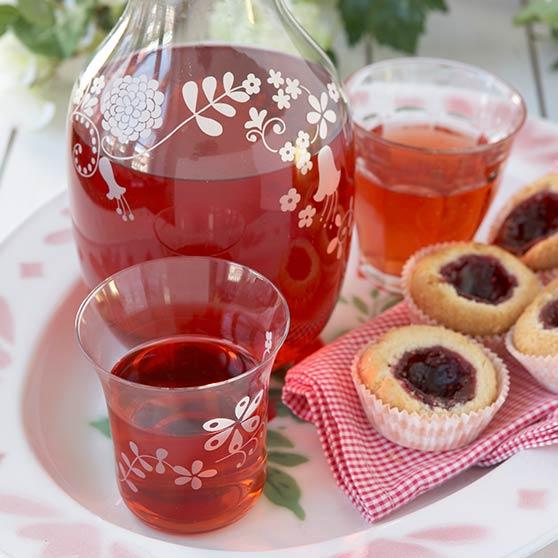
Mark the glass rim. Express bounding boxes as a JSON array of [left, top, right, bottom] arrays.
[[75, 256, 291, 394], [345, 56, 527, 156]]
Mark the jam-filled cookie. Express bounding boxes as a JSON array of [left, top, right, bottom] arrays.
[[513, 278, 558, 356], [357, 325, 498, 416], [492, 173, 558, 270], [407, 243, 540, 336]]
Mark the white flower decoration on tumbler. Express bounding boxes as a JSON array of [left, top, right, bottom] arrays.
[[242, 73, 261, 95], [279, 141, 296, 162], [307, 92, 337, 140], [267, 69, 285, 88], [279, 188, 301, 212], [101, 75, 165, 144], [174, 460, 217, 489], [298, 205, 316, 228], [273, 89, 291, 110]]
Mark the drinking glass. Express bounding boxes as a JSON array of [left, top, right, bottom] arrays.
[[346, 58, 526, 292], [76, 257, 289, 533]]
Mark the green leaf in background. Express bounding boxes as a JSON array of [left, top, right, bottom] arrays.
[[264, 467, 305, 520], [268, 451, 309, 467], [13, 0, 94, 60], [0, 5, 18, 36], [90, 417, 111, 439], [352, 295, 369, 315], [17, 0, 55, 28], [267, 429, 294, 448], [380, 294, 403, 313], [338, 0, 448, 53], [515, 0, 558, 29]]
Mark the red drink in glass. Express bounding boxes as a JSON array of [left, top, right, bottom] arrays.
[[355, 122, 498, 277], [109, 336, 266, 533], [69, 45, 353, 365], [76, 257, 290, 533], [346, 58, 526, 289]]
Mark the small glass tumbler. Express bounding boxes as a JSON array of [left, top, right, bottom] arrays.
[[76, 257, 289, 534], [346, 58, 526, 292]]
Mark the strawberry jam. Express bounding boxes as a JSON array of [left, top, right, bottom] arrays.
[[494, 191, 558, 256], [393, 346, 475, 408], [440, 255, 517, 304], [540, 299, 558, 329]]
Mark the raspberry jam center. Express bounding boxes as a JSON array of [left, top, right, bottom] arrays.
[[393, 346, 476, 408], [494, 191, 558, 256], [540, 299, 558, 329], [440, 254, 517, 304]]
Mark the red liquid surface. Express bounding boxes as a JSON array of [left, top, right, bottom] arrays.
[[108, 336, 267, 533], [69, 44, 354, 365], [355, 123, 505, 276]]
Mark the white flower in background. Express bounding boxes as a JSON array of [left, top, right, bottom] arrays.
[[279, 188, 301, 212], [0, 33, 55, 130], [285, 77, 302, 100], [298, 205, 316, 228], [173, 460, 217, 489], [295, 130, 310, 149], [273, 89, 291, 110], [242, 73, 261, 95], [307, 92, 337, 140], [327, 82, 340, 103], [101, 75, 165, 144], [279, 141, 296, 162], [267, 69, 285, 89], [90, 76, 105, 95]]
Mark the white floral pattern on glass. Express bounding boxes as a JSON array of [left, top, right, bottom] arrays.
[[279, 141, 296, 162], [242, 73, 261, 95], [203, 390, 264, 468], [295, 130, 310, 149], [174, 460, 217, 489], [307, 92, 337, 140], [327, 198, 354, 259], [90, 76, 105, 96], [296, 147, 313, 175], [298, 204, 316, 228], [81, 93, 98, 117], [285, 77, 302, 100], [273, 89, 291, 110], [244, 107, 267, 130], [279, 187, 301, 212], [327, 82, 340, 103], [70, 65, 346, 240], [117, 442, 217, 493], [267, 69, 285, 88], [101, 75, 164, 144]]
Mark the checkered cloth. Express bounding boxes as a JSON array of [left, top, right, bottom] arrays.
[[282, 303, 558, 523]]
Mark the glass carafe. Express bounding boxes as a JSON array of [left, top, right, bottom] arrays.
[[67, 0, 354, 364]]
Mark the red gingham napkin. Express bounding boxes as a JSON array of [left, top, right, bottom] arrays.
[[282, 303, 558, 523]]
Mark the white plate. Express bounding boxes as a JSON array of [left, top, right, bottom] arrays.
[[1, 118, 558, 558]]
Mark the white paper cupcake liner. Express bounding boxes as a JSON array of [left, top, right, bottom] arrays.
[[400, 242, 506, 350], [505, 329, 558, 394], [351, 343, 510, 452]]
